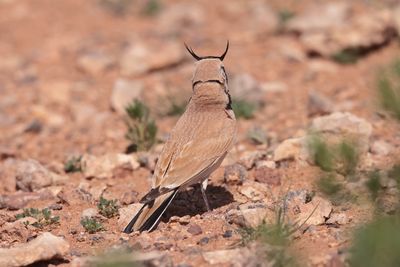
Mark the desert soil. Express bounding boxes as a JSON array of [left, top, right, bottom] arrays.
[[1, 0, 400, 266]]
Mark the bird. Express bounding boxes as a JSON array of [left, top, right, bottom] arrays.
[[123, 41, 237, 233]]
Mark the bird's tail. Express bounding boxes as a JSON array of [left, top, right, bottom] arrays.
[[123, 188, 179, 233]]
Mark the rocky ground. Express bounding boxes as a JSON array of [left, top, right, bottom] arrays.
[[1, 0, 400, 266]]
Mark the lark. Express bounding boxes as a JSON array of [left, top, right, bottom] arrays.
[[123, 42, 237, 233]]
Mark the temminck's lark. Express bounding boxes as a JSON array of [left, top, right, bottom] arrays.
[[123, 42, 237, 233]]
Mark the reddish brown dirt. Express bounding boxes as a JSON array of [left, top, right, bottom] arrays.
[[1, 0, 400, 266]]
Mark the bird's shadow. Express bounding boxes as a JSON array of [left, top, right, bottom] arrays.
[[161, 184, 234, 222]]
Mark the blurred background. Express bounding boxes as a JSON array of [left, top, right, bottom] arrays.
[[0, 0, 399, 160], [1, 0, 400, 266]]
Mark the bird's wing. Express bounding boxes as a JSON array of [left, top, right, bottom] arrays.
[[138, 108, 235, 205], [158, 137, 229, 189], [156, 115, 235, 190]]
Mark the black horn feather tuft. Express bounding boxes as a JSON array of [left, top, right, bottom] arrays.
[[184, 43, 201, 61], [184, 41, 230, 61], [219, 40, 229, 61]]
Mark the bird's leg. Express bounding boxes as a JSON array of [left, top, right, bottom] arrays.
[[200, 179, 211, 212]]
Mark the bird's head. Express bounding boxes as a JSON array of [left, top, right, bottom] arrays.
[[185, 41, 231, 108]]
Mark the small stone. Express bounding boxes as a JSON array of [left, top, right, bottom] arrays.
[[133, 251, 173, 267], [255, 160, 276, 169], [89, 234, 104, 243], [222, 230, 233, 238], [81, 208, 98, 219], [377, 192, 399, 214], [286, 3, 395, 58], [247, 127, 269, 145], [239, 184, 265, 201], [89, 184, 107, 200], [239, 150, 265, 170], [326, 213, 350, 225], [120, 41, 184, 76], [0, 113, 15, 128], [202, 248, 256, 266], [121, 191, 139, 205], [39, 81, 71, 105], [137, 152, 158, 171], [69, 229, 78, 235], [230, 73, 265, 105], [187, 224, 202, 235], [0, 232, 70, 267], [154, 242, 173, 250], [227, 203, 270, 228], [31, 105, 65, 128], [0, 147, 15, 160], [224, 164, 247, 185], [279, 41, 306, 62], [370, 140, 392, 156], [0, 191, 53, 210], [77, 52, 114, 75], [76, 235, 86, 242], [286, 192, 333, 226], [310, 112, 372, 154], [99, 251, 165, 267], [15, 65, 37, 85], [287, 3, 349, 33], [118, 203, 142, 232], [239, 182, 268, 202], [81, 153, 140, 179], [308, 60, 339, 74], [48, 203, 63, 210], [169, 215, 191, 225], [111, 79, 143, 115], [248, 2, 278, 34], [77, 181, 105, 201], [273, 137, 309, 163], [0, 54, 23, 71], [380, 176, 397, 189], [0, 220, 31, 244], [158, 3, 204, 34], [274, 112, 372, 166], [74, 250, 172, 267], [0, 158, 18, 192], [254, 167, 281, 186], [15, 159, 69, 192], [198, 237, 209, 245], [308, 90, 334, 117], [71, 103, 101, 127], [239, 203, 269, 228], [310, 254, 334, 266], [260, 82, 288, 93], [24, 120, 43, 133]]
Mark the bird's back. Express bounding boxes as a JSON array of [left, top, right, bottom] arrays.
[[153, 100, 236, 190]]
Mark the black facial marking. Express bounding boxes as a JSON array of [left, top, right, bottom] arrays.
[[205, 79, 223, 85], [226, 91, 232, 110], [193, 80, 201, 88], [198, 56, 223, 60], [221, 66, 228, 84]]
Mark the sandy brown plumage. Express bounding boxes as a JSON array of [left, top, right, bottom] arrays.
[[124, 43, 236, 233]]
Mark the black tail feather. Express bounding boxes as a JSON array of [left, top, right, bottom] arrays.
[[123, 188, 179, 233], [139, 189, 179, 232], [123, 203, 147, 234]]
